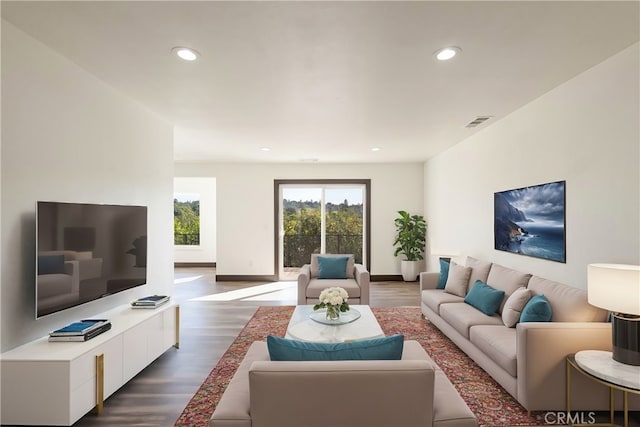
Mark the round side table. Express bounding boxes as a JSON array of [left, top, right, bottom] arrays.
[[566, 350, 640, 427]]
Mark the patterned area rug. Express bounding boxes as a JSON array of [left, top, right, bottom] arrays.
[[175, 306, 547, 427]]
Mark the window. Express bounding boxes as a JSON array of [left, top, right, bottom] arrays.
[[174, 193, 200, 246], [275, 180, 371, 280]]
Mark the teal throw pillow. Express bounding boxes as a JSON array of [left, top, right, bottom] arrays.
[[317, 256, 349, 279], [520, 294, 552, 322], [464, 280, 506, 316], [437, 258, 450, 289], [267, 334, 404, 361]]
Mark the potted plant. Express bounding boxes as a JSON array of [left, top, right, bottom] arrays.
[[393, 210, 427, 281]]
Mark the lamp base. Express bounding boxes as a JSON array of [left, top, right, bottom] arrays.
[[612, 313, 640, 366]]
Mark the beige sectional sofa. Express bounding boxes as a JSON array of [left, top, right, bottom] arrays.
[[210, 340, 477, 427], [420, 256, 637, 412]]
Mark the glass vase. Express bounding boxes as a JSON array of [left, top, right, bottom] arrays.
[[325, 305, 340, 321]]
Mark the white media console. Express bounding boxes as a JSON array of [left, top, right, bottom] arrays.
[[0, 302, 179, 426]]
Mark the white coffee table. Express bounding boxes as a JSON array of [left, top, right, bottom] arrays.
[[286, 305, 384, 343]]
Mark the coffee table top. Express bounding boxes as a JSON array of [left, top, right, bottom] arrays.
[[286, 305, 384, 343]]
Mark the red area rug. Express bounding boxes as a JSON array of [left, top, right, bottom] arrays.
[[175, 306, 546, 427]]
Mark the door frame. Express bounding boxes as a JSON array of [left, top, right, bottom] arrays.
[[274, 179, 371, 279]]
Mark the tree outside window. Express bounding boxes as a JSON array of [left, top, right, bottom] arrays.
[[174, 194, 200, 245]]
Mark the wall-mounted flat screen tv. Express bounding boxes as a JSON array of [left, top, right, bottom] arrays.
[[36, 201, 148, 318]]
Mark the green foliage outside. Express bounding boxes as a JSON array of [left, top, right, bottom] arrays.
[[174, 199, 200, 245], [283, 199, 363, 266]]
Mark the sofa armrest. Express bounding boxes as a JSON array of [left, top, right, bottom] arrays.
[[64, 260, 80, 293], [516, 322, 612, 411], [420, 272, 439, 291], [354, 263, 370, 305], [297, 264, 311, 305]]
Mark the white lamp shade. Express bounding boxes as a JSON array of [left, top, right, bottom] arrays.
[[587, 263, 640, 315]]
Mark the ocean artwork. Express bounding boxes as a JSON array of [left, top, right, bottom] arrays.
[[494, 181, 566, 263]]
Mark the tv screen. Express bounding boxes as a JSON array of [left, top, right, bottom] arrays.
[[36, 201, 148, 318]]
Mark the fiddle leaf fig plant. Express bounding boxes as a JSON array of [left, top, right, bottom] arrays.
[[393, 210, 427, 261]]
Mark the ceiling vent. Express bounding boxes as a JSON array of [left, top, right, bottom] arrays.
[[465, 116, 492, 128]]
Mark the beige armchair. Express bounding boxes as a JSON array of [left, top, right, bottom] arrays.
[[297, 253, 370, 305]]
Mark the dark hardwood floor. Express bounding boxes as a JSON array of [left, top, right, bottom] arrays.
[[71, 267, 420, 427]]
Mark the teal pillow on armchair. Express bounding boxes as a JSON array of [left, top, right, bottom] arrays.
[[317, 256, 350, 279]]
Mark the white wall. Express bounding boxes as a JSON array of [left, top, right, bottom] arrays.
[[174, 162, 424, 276], [173, 177, 217, 263], [424, 43, 640, 288], [1, 22, 174, 351]]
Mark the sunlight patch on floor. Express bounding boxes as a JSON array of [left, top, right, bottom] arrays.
[[191, 281, 297, 302], [174, 275, 204, 284]]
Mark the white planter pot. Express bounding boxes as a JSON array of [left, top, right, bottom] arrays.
[[400, 260, 424, 282]]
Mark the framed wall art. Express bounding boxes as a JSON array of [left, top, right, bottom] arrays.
[[494, 180, 566, 263]]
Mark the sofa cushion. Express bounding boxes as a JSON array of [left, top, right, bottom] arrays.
[[311, 254, 354, 279], [520, 294, 552, 322], [470, 325, 517, 377], [437, 258, 450, 289], [266, 334, 404, 361], [306, 278, 361, 298], [37, 274, 73, 298], [464, 280, 506, 316], [422, 289, 464, 315], [444, 262, 472, 297], [317, 255, 349, 279], [527, 276, 608, 322], [502, 287, 533, 327], [465, 256, 492, 292], [486, 263, 532, 313], [440, 303, 503, 338]]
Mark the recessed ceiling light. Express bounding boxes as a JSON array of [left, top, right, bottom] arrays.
[[260, 147, 271, 152], [371, 147, 381, 152], [434, 46, 461, 61], [172, 47, 200, 61]]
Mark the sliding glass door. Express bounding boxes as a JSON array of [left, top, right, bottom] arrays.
[[275, 180, 370, 280]]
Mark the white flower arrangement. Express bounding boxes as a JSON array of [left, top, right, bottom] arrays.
[[313, 287, 350, 320]]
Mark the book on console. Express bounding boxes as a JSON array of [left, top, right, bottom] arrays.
[[48, 323, 112, 342], [131, 295, 170, 308], [50, 319, 110, 336]]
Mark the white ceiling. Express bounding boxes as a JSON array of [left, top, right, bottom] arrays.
[[2, 1, 638, 163]]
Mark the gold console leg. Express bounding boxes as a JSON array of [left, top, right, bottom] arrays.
[[610, 388, 615, 425], [566, 357, 572, 416], [95, 353, 104, 415], [624, 391, 628, 427], [174, 305, 180, 349]]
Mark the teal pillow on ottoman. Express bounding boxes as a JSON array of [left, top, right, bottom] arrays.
[[267, 334, 404, 361], [317, 256, 350, 279], [520, 294, 552, 322], [464, 280, 505, 316], [437, 258, 450, 289]]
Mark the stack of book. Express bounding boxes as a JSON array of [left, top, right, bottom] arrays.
[[49, 319, 111, 342], [131, 295, 170, 309]]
